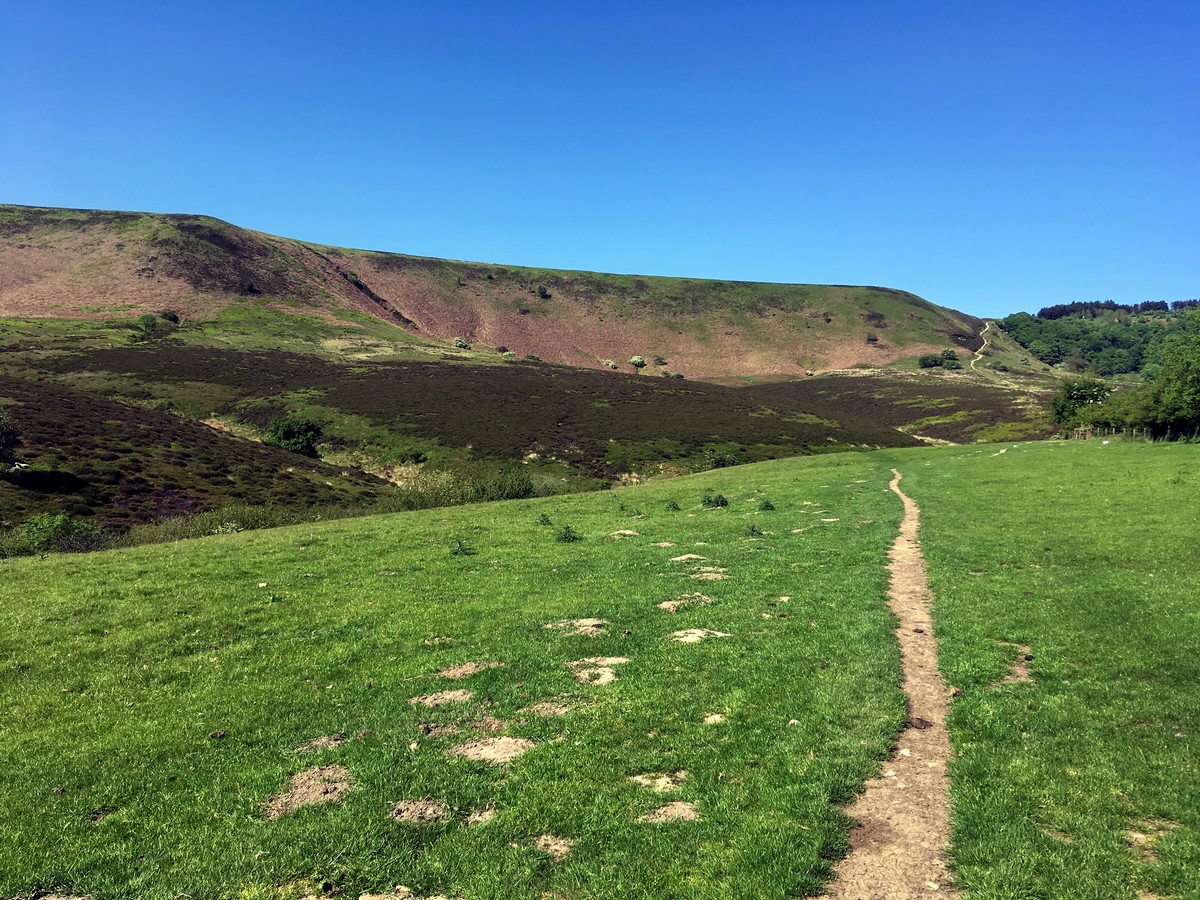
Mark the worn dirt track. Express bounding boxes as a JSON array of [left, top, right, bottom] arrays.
[[825, 469, 958, 899]]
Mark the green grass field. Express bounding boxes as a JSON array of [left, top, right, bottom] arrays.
[[1, 441, 1197, 899]]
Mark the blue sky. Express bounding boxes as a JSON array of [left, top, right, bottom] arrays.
[[2, 1, 1196, 317]]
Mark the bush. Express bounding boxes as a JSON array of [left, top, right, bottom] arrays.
[[941, 349, 960, 361], [537, 513, 552, 526], [502, 351, 518, 361], [918, 354, 944, 368], [0, 410, 18, 464], [942, 358, 963, 370], [453, 337, 471, 350], [603, 359, 617, 369], [554, 524, 582, 543], [744, 523, 763, 536], [264, 415, 325, 458], [629, 356, 647, 369], [702, 493, 729, 509], [1052, 377, 1112, 425], [665, 499, 680, 511], [758, 498, 775, 511], [653, 355, 668, 366], [17, 512, 104, 554]]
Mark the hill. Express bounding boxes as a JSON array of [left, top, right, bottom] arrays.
[[0, 204, 985, 378]]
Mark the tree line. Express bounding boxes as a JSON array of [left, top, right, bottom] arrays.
[[1051, 310, 1200, 438]]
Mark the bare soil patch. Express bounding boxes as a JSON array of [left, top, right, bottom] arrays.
[[466, 715, 508, 732], [995, 642, 1035, 685], [448, 736, 536, 765], [466, 807, 497, 825], [671, 628, 731, 644], [566, 656, 629, 685], [651, 541, 677, 547], [262, 764, 354, 820], [409, 690, 473, 707], [1127, 819, 1179, 863], [525, 700, 571, 717], [545, 618, 608, 636], [702, 713, 726, 725], [657, 592, 716, 613], [292, 733, 347, 754], [639, 801, 700, 823], [629, 771, 688, 792], [670, 553, 707, 562], [389, 799, 450, 825], [609, 529, 640, 538], [826, 469, 958, 898], [692, 572, 730, 581], [533, 834, 575, 859], [436, 660, 504, 680]]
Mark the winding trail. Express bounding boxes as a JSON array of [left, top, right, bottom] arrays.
[[969, 321, 993, 370], [825, 469, 958, 899]]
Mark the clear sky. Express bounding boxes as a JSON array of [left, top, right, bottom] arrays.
[[2, 1, 1196, 317]]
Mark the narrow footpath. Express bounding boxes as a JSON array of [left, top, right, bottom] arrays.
[[825, 469, 958, 899]]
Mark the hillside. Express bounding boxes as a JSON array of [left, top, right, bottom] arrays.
[[0, 204, 984, 378]]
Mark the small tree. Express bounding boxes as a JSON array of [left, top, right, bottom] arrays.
[[918, 354, 943, 368], [940, 349, 959, 361], [264, 415, 324, 458], [1051, 377, 1112, 425], [629, 355, 647, 369], [0, 410, 18, 465]]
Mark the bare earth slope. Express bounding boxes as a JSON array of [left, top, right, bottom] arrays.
[[0, 204, 983, 378]]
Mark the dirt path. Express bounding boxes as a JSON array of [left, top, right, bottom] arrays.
[[825, 469, 958, 899], [969, 322, 992, 370]]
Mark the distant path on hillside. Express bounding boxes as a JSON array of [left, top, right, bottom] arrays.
[[970, 321, 993, 370], [825, 469, 958, 899]]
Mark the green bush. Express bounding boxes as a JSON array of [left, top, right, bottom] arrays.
[[759, 498, 775, 510], [702, 493, 729, 509], [264, 415, 324, 458], [453, 337, 471, 350], [918, 354, 944, 369], [13, 512, 104, 555], [555, 524, 582, 543], [629, 356, 647, 369], [0, 410, 18, 464]]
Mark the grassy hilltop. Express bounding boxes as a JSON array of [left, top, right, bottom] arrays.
[[1, 441, 1195, 899]]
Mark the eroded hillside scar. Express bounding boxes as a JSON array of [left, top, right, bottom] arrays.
[[826, 468, 957, 899]]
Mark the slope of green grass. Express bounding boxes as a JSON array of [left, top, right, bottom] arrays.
[[902, 440, 1200, 899], [0, 453, 908, 899], [5, 440, 1196, 898]]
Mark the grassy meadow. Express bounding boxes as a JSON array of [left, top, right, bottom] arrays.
[[1, 441, 1197, 898]]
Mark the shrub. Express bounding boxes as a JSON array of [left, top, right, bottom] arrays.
[[603, 359, 617, 369], [502, 351, 518, 361], [941, 349, 960, 361], [629, 356, 647, 369], [758, 498, 775, 511], [159, 310, 180, 324], [264, 415, 324, 458], [0, 411, 18, 464], [537, 513, 552, 526], [523, 355, 542, 362], [943, 358, 963, 370], [702, 493, 729, 509], [453, 337, 471, 350], [18, 512, 104, 554], [665, 499, 680, 511], [450, 538, 474, 556], [554, 524, 582, 543], [918, 354, 944, 368], [744, 523, 763, 536], [653, 355, 668, 366]]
